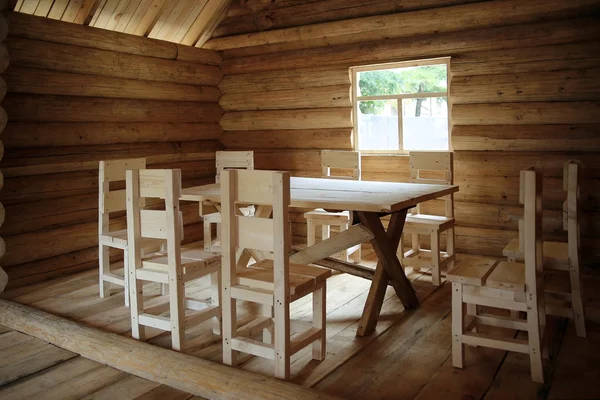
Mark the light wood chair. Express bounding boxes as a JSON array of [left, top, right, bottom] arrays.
[[203, 151, 254, 253], [399, 151, 455, 286], [448, 168, 546, 383], [503, 161, 586, 337], [304, 150, 361, 262], [99, 158, 163, 306], [221, 169, 332, 380], [127, 169, 221, 351]]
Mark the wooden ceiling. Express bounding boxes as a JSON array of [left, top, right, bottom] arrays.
[[12, 0, 232, 47]]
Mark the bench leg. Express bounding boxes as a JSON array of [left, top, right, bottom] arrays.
[[431, 230, 441, 287]]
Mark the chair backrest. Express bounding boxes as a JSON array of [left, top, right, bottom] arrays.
[[215, 151, 254, 183], [408, 151, 453, 216], [99, 158, 146, 235], [520, 169, 543, 292], [321, 150, 361, 180], [126, 169, 183, 271], [221, 169, 291, 300]]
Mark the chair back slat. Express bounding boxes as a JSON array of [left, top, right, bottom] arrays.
[[408, 151, 453, 216], [233, 169, 282, 205], [101, 158, 146, 183], [236, 215, 275, 252], [140, 209, 169, 240], [102, 189, 127, 214], [216, 151, 254, 183], [321, 150, 361, 180]]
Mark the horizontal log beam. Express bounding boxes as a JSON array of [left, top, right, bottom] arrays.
[[221, 16, 600, 74], [207, 0, 599, 55], [220, 129, 353, 150], [0, 300, 339, 400], [450, 42, 600, 76], [3, 122, 222, 148], [452, 125, 600, 152], [451, 68, 600, 104], [7, 12, 221, 64], [3, 94, 224, 123], [220, 84, 351, 111], [214, 0, 481, 37], [453, 101, 600, 125], [5, 66, 222, 102], [220, 66, 351, 94], [7, 37, 222, 86], [221, 108, 352, 130]]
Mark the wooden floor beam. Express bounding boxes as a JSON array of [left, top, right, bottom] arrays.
[[0, 300, 339, 400]]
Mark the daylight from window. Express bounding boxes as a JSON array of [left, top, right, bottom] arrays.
[[354, 61, 449, 152]]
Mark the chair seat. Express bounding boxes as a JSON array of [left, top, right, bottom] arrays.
[[447, 259, 525, 292], [203, 212, 221, 223], [138, 243, 220, 282], [304, 208, 350, 221], [404, 214, 454, 232], [100, 229, 163, 250], [236, 260, 332, 298]]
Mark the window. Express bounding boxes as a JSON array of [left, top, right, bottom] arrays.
[[352, 58, 450, 153]]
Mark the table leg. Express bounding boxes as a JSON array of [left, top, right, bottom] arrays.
[[356, 209, 418, 336]]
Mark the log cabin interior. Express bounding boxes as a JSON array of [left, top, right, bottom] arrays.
[[0, 0, 599, 398]]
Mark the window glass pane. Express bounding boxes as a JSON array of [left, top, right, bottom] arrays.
[[357, 100, 399, 151], [402, 97, 449, 151], [357, 64, 447, 97]]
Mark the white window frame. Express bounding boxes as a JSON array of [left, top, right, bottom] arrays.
[[351, 57, 452, 155]]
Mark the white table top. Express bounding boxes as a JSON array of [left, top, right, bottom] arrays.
[[181, 177, 458, 213]]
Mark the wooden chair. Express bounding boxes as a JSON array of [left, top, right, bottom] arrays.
[[203, 151, 254, 253], [503, 161, 586, 337], [221, 169, 332, 380], [127, 169, 221, 351], [447, 168, 546, 383], [304, 150, 361, 262], [99, 158, 163, 306], [399, 151, 455, 286]]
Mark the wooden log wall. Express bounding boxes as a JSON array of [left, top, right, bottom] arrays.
[[0, 4, 7, 293], [0, 12, 224, 289], [209, 0, 600, 262]]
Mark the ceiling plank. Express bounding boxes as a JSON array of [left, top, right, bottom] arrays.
[[155, 0, 197, 42], [104, 0, 131, 30], [172, 0, 208, 43], [146, 0, 178, 39], [19, 0, 41, 14], [114, 0, 142, 31], [127, 0, 165, 35], [91, 0, 119, 28], [88, 0, 106, 25], [47, 0, 71, 19], [62, 0, 84, 21], [73, 0, 102, 24], [34, 0, 55, 16], [194, 0, 231, 48]]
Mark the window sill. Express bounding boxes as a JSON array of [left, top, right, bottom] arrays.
[[359, 152, 409, 157]]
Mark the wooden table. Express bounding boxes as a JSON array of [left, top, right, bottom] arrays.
[[182, 177, 458, 336]]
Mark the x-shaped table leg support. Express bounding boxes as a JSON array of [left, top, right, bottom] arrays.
[[355, 209, 419, 336]]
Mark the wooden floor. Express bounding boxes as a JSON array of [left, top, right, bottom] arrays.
[[1, 253, 599, 399]]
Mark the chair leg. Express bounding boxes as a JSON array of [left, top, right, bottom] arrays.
[[222, 291, 237, 367], [203, 219, 212, 251], [452, 283, 464, 368], [431, 230, 441, 287], [211, 271, 221, 335], [411, 233, 420, 272], [274, 298, 290, 380], [340, 222, 348, 261], [307, 218, 316, 248], [262, 304, 273, 344], [129, 265, 145, 341], [466, 303, 477, 335], [527, 296, 544, 383], [569, 262, 587, 338], [123, 247, 130, 307], [447, 227, 456, 270], [99, 244, 111, 298], [169, 274, 185, 351], [312, 284, 326, 361], [322, 224, 330, 241]]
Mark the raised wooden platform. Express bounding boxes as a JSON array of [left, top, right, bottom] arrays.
[[1, 253, 599, 399]]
